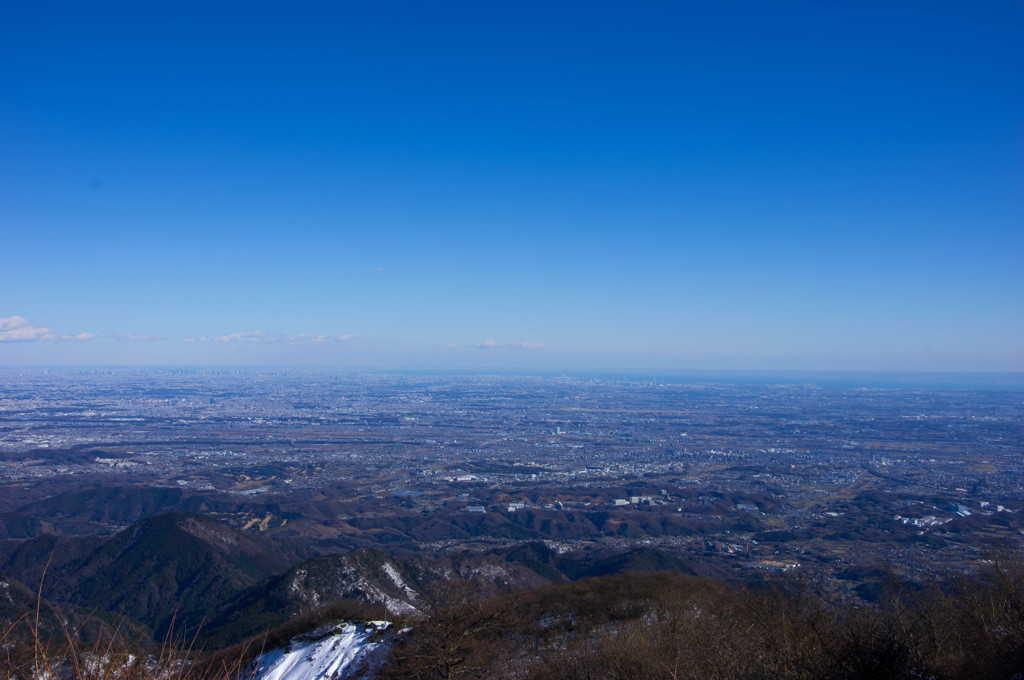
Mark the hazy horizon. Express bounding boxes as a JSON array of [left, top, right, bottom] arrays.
[[4, 364, 1023, 391]]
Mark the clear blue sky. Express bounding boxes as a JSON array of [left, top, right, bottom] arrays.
[[2, 1, 1021, 370]]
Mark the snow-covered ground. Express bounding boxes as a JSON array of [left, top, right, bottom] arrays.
[[248, 622, 388, 680]]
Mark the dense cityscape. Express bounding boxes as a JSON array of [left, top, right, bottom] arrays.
[[3, 369, 1021, 593]]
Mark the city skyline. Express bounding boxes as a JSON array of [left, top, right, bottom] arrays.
[[2, 1, 1022, 371]]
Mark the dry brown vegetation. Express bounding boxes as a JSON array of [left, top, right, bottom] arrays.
[[5, 552, 1024, 680], [0, 603, 249, 680], [377, 551, 1024, 680]]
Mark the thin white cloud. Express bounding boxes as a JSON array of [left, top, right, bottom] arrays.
[[213, 331, 263, 343], [0, 316, 30, 332], [287, 333, 328, 345], [63, 332, 97, 341], [477, 339, 546, 350], [0, 316, 53, 341], [184, 331, 358, 345], [285, 333, 359, 345], [0, 316, 95, 342], [112, 333, 165, 342]]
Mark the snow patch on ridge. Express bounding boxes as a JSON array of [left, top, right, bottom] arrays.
[[381, 562, 419, 602], [248, 622, 387, 680]]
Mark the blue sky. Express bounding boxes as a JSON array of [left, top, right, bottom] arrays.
[[2, 1, 1021, 370]]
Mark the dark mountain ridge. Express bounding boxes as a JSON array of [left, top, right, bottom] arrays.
[[1, 511, 700, 649], [1, 512, 290, 639]]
